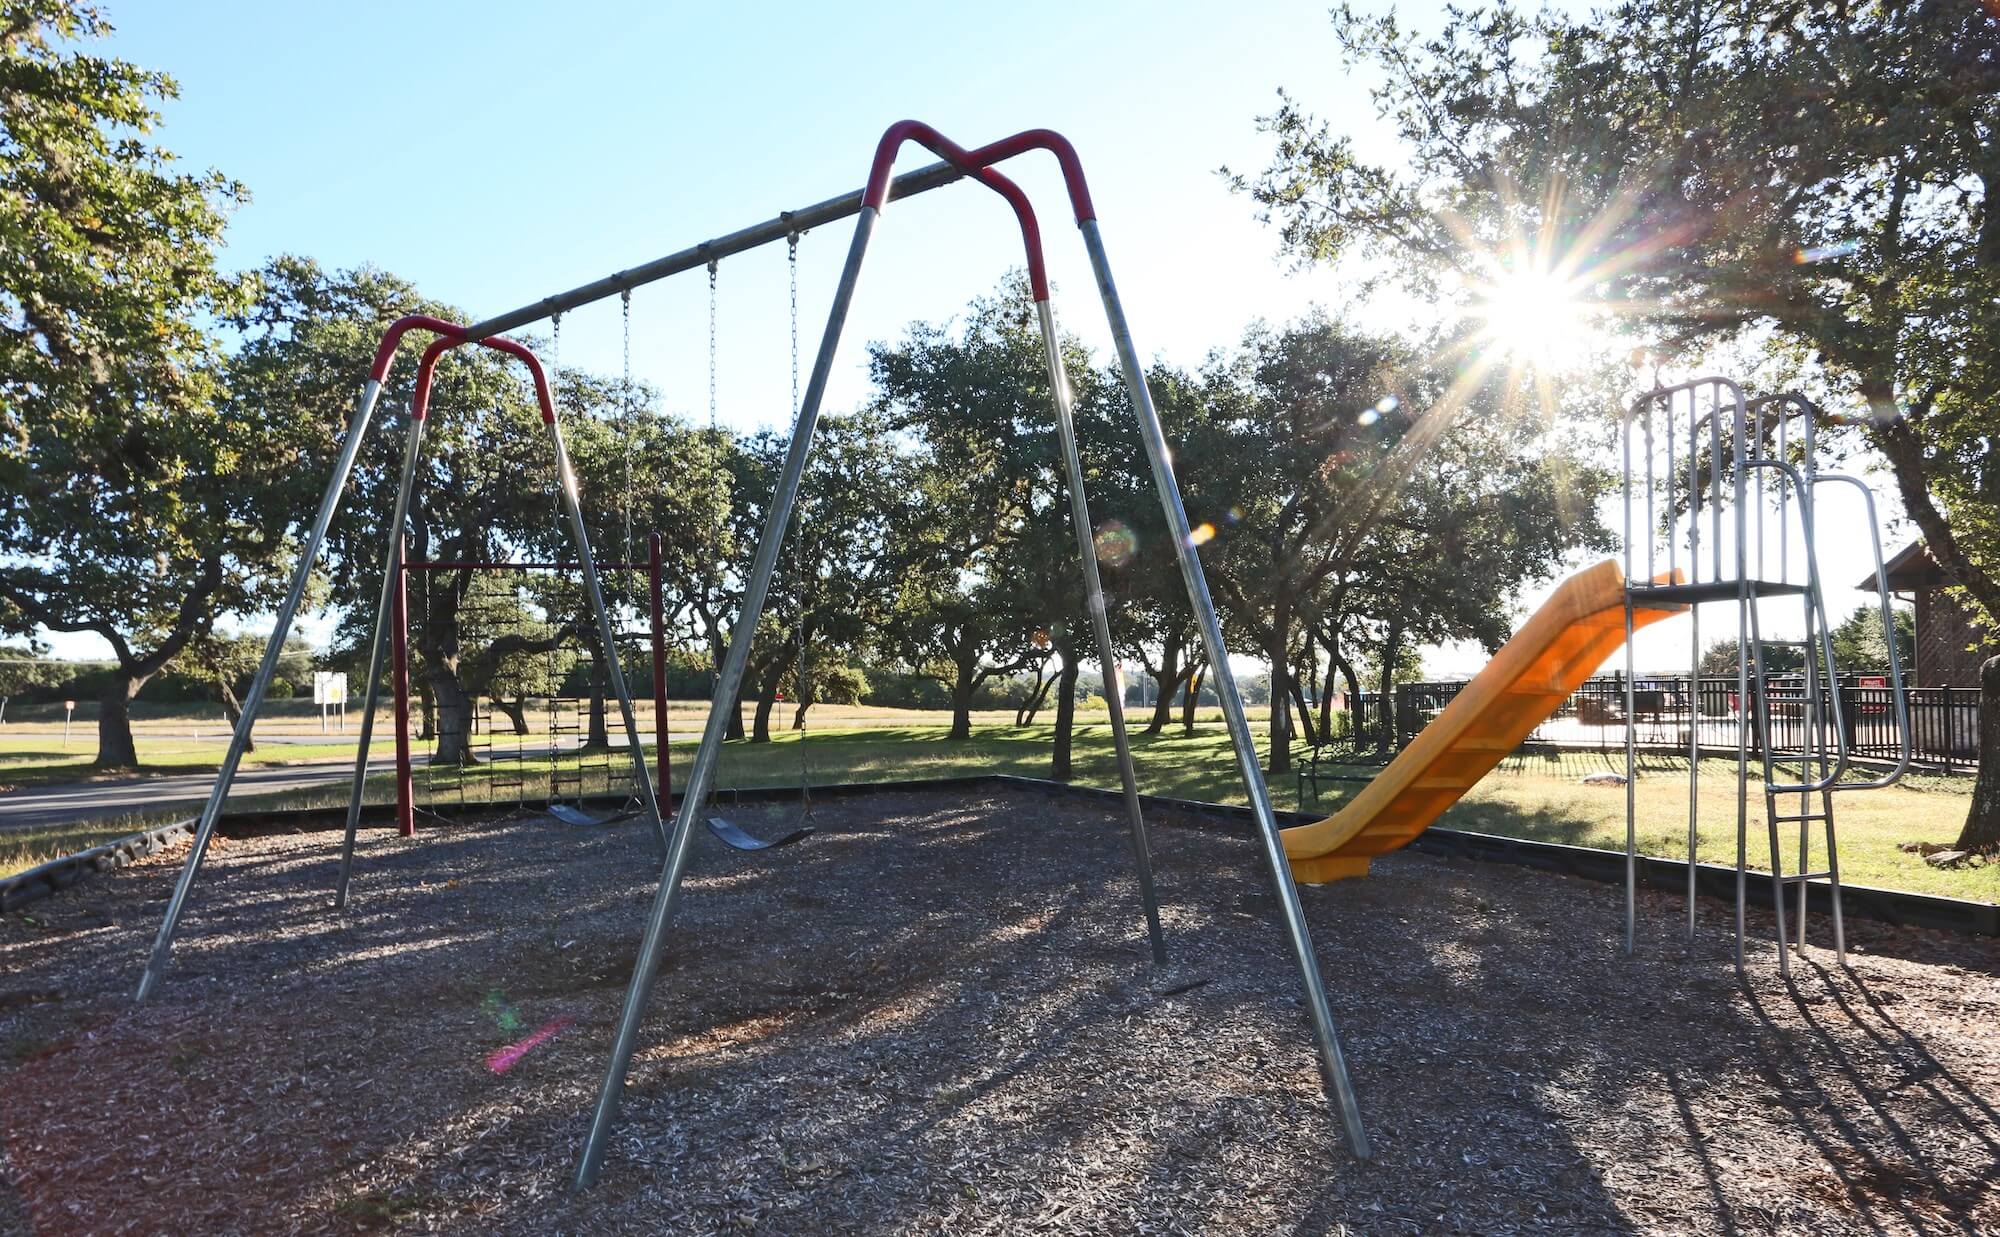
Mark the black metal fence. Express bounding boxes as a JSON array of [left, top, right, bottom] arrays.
[[1395, 674, 1982, 774]]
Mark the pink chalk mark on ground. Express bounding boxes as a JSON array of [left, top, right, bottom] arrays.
[[485, 1016, 573, 1075]]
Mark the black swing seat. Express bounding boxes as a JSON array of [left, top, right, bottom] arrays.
[[706, 815, 814, 852], [547, 803, 642, 827]]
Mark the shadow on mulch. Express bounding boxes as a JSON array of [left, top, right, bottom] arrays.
[[0, 787, 1995, 1234]]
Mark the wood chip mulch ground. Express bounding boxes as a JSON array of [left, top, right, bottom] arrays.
[[1, 786, 1996, 1234]]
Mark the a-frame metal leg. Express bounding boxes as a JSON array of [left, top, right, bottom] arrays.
[[573, 208, 881, 1193], [337, 413, 428, 907], [137, 378, 391, 1001], [1034, 298, 1168, 967], [1080, 218, 1370, 1159], [545, 413, 671, 856]]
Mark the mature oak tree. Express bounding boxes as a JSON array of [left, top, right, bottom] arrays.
[[0, 1, 305, 767], [1235, 0, 2000, 845]]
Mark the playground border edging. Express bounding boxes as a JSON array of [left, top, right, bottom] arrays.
[[2, 773, 1992, 938]]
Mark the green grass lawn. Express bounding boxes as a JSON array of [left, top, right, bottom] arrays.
[[2, 720, 1986, 903]]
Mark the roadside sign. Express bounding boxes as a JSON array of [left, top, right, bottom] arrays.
[[313, 671, 349, 732]]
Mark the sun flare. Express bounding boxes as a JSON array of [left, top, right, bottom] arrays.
[[1471, 264, 1599, 372]]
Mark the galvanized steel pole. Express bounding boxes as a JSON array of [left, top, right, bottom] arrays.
[[335, 413, 428, 906], [573, 207, 881, 1192], [1079, 218, 1370, 1158], [137, 378, 390, 1000], [461, 164, 959, 342], [546, 414, 672, 855], [1034, 298, 1167, 967]]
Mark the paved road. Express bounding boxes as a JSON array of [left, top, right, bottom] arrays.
[[0, 758, 406, 833], [0, 730, 703, 834]]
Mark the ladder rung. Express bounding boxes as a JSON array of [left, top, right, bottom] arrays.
[[1770, 813, 1833, 824], [1777, 871, 1835, 883]]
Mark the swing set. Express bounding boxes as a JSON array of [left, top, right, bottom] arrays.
[[133, 120, 1375, 1190]]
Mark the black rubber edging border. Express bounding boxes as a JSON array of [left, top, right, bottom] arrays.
[[986, 773, 2000, 939], [0, 818, 200, 914], [0, 777, 978, 916], [4, 772, 1993, 938]]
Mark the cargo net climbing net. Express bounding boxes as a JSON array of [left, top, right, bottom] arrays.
[[398, 554, 666, 823]]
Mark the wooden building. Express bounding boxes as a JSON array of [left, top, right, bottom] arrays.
[[1859, 542, 1998, 688]]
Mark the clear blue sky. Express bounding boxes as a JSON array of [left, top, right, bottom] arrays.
[[54, 0, 1902, 673], [103, 0, 1411, 425]]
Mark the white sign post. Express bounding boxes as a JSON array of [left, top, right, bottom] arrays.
[[313, 671, 349, 733], [63, 698, 76, 748]]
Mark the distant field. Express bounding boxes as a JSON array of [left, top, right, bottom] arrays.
[[2, 720, 1985, 904]]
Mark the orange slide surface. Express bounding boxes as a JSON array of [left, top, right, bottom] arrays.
[[1283, 560, 1684, 883]]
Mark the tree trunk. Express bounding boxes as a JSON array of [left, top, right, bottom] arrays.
[[1953, 654, 2000, 851], [750, 656, 786, 744], [1181, 665, 1205, 734], [583, 667, 610, 752], [417, 680, 435, 741], [948, 675, 977, 741], [707, 626, 746, 742], [1267, 594, 1292, 775], [492, 695, 528, 735], [1146, 632, 1183, 736], [1288, 674, 1317, 747], [95, 672, 143, 768], [427, 666, 478, 766], [1337, 656, 1364, 739], [1317, 656, 1338, 740], [1017, 654, 1056, 726], [1051, 644, 1081, 781], [217, 676, 255, 754], [945, 647, 981, 740], [1378, 619, 1403, 749]]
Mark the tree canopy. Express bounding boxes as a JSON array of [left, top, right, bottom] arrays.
[[1234, 0, 1999, 835], [0, 1, 308, 765]]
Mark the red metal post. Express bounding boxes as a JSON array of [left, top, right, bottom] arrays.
[[391, 555, 415, 837], [648, 533, 671, 801]]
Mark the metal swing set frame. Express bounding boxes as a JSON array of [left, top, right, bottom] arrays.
[[133, 120, 1375, 1188]]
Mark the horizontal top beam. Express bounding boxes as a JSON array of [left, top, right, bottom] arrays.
[[462, 160, 968, 343]]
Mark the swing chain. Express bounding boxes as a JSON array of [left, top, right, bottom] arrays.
[[620, 288, 635, 571], [707, 259, 720, 433], [786, 229, 810, 813], [705, 259, 723, 697], [787, 231, 801, 421]]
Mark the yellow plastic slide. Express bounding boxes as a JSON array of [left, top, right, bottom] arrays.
[[1283, 560, 1685, 883]]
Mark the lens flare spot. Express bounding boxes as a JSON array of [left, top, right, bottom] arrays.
[[482, 989, 523, 1035], [1225, 506, 1244, 525], [1187, 522, 1217, 548], [1093, 520, 1137, 568], [486, 1016, 573, 1075], [1794, 239, 1860, 264], [1375, 395, 1399, 414], [1357, 408, 1381, 427]]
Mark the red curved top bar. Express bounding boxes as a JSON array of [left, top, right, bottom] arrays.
[[410, 330, 557, 424], [963, 129, 1096, 224], [862, 121, 1051, 300], [368, 314, 467, 383]]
